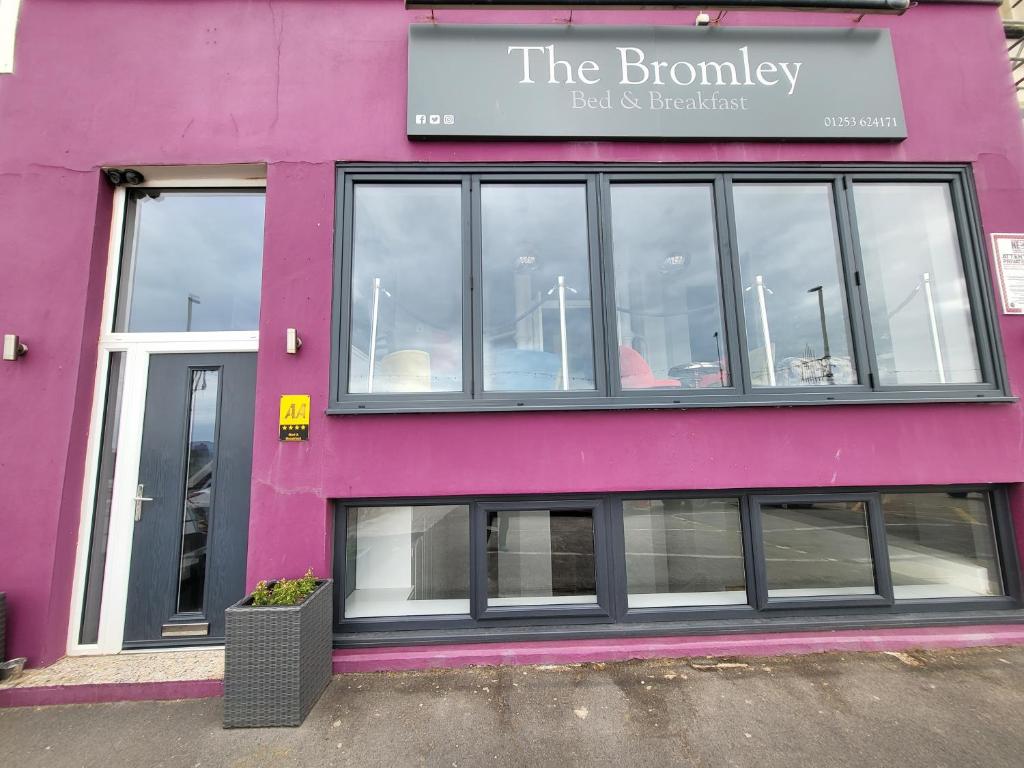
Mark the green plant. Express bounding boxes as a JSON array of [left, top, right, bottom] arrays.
[[250, 568, 319, 607]]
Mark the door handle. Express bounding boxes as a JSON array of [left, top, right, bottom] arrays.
[[133, 484, 154, 522]]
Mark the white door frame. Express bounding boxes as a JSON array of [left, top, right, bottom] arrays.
[[67, 171, 265, 656]]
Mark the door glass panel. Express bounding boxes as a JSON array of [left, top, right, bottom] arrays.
[[79, 351, 126, 644], [759, 500, 876, 598], [481, 184, 596, 392], [624, 498, 746, 608], [345, 505, 470, 618], [486, 508, 597, 606], [610, 184, 730, 389], [348, 184, 464, 394], [176, 368, 219, 614], [734, 184, 857, 387], [853, 184, 982, 385], [883, 491, 1002, 599], [115, 191, 265, 332]]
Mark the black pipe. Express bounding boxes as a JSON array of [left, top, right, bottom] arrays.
[[408, 0, 910, 13]]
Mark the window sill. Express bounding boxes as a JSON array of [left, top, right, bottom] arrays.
[[327, 391, 1016, 415], [333, 607, 1024, 649]]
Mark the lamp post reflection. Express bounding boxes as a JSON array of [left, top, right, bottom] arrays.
[[186, 293, 201, 332], [807, 285, 834, 382], [745, 274, 775, 386]]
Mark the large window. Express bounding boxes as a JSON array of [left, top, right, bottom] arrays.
[[882, 491, 1002, 599], [116, 191, 265, 333], [485, 506, 597, 607], [344, 504, 470, 618], [610, 184, 729, 390], [734, 183, 857, 387], [481, 184, 597, 392], [333, 167, 1004, 412], [853, 184, 983, 385], [334, 487, 1018, 633], [347, 184, 465, 394], [622, 498, 746, 607]]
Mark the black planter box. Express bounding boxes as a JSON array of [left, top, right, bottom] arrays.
[[223, 579, 333, 728]]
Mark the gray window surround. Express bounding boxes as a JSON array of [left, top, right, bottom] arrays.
[[332, 486, 1022, 638], [331, 164, 1011, 414]]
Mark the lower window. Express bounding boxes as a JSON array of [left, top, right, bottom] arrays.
[[623, 498, 746, 608], [334, 487, 1018, 633], [882, 491, 1002, 599], [486, 507, 597, 608], [344, 504, 470, 619]]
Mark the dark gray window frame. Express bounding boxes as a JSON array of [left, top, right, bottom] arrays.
[[334, 497, 615, 634], [330, 164, 1011, 413], [747, 492, 893, 610], [476, 498, 612, 619], [332, 485, 1022, 637]]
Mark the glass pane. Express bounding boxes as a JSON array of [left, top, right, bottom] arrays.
[[853, 184, 982, 385], [79, 352, 126, 644], [883, 492, 1002, 599], [345, 505, 470, 618], [481, 185, 596, 392], [610, 185, 729, 390], [734, 184, 857, 387], [116, 191, 265, 332], [487, 509, 597, 606], [760, 500, 876, 598], [348, 185, 464, 394], [177, 369, 219, 614], [624, 498, 746, 608]]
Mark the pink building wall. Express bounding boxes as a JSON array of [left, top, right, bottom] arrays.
[[1, 0, 1023, 665]]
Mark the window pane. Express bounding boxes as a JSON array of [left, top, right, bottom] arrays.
[[345, 505, 470, 618], [610, 185, 729, 390], [177, 369, 219, 614], [734, 185, 857, 387], [348, 185, 463, 394], [116, 192, 265, 332], [486, 509, 597, 606], [624, 498, 746, 608], [853, 184, 982, 385], [481, 185, 596, 391], [760, 500, 876, 598], [79, 352, 126, 644], [883, 492, 1002, 599]]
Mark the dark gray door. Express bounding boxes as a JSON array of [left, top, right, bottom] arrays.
[[123, 352, 256, 647]]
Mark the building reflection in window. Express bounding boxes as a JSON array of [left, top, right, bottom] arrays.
[[481, 184, 596, 392], [734, 184, 858, 387], [610, 184, 729, 389], [348, 184, 464, 394]]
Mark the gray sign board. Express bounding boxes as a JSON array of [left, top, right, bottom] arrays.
[[407, 24, 906, 140]]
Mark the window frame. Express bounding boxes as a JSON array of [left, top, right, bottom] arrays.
[[334, 174, 474, 405], [333, 497, 616, 634], [475, 498, 612, 621], [747, 492, 894, 610], [724, 173, 873, 396], [607, 493, 757, 619], [472, 174, 608, 401], [333, 486, 1021, 638], [330, 164, 1011, 413], [843, 171, 1003, 392]]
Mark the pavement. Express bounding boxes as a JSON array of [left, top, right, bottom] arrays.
[[2, 645, 1024, 767]]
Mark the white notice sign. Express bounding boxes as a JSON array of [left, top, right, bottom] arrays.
[[991, 233, 1024, 315]]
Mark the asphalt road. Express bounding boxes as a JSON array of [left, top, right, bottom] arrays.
[[2, 646, 1024, 767]]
